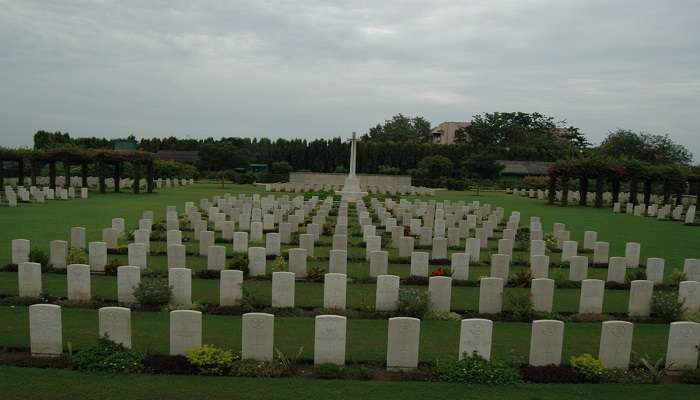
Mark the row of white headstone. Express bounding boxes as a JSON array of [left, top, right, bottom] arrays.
[[16, 261, 700, 317], [507, 187, 697, 224], [27, 303, 700, 371], [4, 185, 88, 207]]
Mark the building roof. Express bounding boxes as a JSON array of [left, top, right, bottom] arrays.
[[155, 150, 199, 163], [497, 160, 553, 175]]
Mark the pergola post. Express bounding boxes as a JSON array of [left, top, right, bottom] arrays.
[[49, 161, 56, 189], [594, 177, 604, 208], [17, 158, 24, 186], [81, 162, 88, 188], [560, 175, 569, 207], [547, 173, 556, 205], [147, 161, 154, 193], [63, 161, 71, 189], [113, 161, 121, 193], [132, 162, 141, 194]]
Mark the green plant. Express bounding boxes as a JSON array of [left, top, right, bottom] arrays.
[[679, 368, 700, 384], [638, 354, 667, 383], [104, 259, 121, 275], [505, 290, 535, 320], [271, 256, 287, 272], [397, 288, 429, 318], [424, 311, 461, 321], [433, 353, 522, 384], [651, 291, 686, 322], [240, 287, 263, 313], [625, 269, 647, 284], [186, 345, 236, 375], [229, 359, 289, 377], [29, 249, 49, 271], [306, 265, 326, 282], [133, 277, 171, 307], [65, 247, 87, 265], [274, 346, 303, 374], [508, 269, 531, 288], [602, 368, 656, 384], [570, 353, 604, 382], [70, 337, 144, 373], [668, 269, 688, 285], [228, 252, 249, 273]]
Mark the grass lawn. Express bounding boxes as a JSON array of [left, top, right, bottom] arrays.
[[0, 306, 670, 362], [0, 272, 636, 313], [0, 366, 696, 400]]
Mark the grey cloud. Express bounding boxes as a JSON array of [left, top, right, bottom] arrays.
[[0, 0, 698, 159]]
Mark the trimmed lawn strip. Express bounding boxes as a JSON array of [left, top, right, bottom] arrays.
[[0, 306, 669, 362], [0, 271, 634, 313], [0, 366, 697, 400]]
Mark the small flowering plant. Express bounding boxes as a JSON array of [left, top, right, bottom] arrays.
[[430, 267, 450, 277]]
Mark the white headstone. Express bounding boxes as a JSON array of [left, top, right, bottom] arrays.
[[459, 318, 492, 360], [242, 313, 274, 361], [528, 320, 564, 366], [99, 307, 131, 348], [386, 317, 420, 370], [169, 310, 202, 356], [29, 304, 62, 356], [314, 315, 347, 366]]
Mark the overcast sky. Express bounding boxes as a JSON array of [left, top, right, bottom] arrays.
[[1, 0, 698, 159]]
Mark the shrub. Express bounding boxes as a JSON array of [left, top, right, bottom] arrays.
[[271, 256, 287, 272], [230, 360, 290, 377], [508, 270, 531, 288], [602, 368, 656, 384], [322, 224, 333, 236], [570, 353, 604, 382], [228, 252, 249, 274], [505, 290, 535, 320], [133, 277, 171, 307], [429, 267, 449, 277], [668, 269, 687, 285], [270, 161, 292, 175], [306, 265, 326, 282], [240, 287, 263, 313], [424, 311, 461, 321], [651, 291, 685, 322], [29, 249, 49, 271], [433, 353, 522, 384], [104, 259, 121, 276], [186, 345, 236, 376], [70, 338, 144, 373], [625, 269, 647, 284], [378, 165, 400, 175], [65, 247, 87, 265], [397, 288, 429, 318], [679, 368, 700, 384]]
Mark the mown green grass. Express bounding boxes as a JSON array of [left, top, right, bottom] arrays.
[[0, 271, 635, 313], [0, 306, 670, 362], [0, 366, 696, 400]]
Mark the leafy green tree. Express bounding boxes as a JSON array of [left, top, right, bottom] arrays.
[[598, 129, 692, 165], [417, 155, 453, 178], [364, 114, 431, 143], [455, 112, 578, 160], [462, 154, 505, 195], [270, 161, 292, 174]]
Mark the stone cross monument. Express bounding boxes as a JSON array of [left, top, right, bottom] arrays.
[[336, 132, 367, 202]]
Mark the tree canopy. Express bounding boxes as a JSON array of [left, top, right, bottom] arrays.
[[363, 114, 431, 143], [455, 112, 587, 161], [597, 129, 692, 165]]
